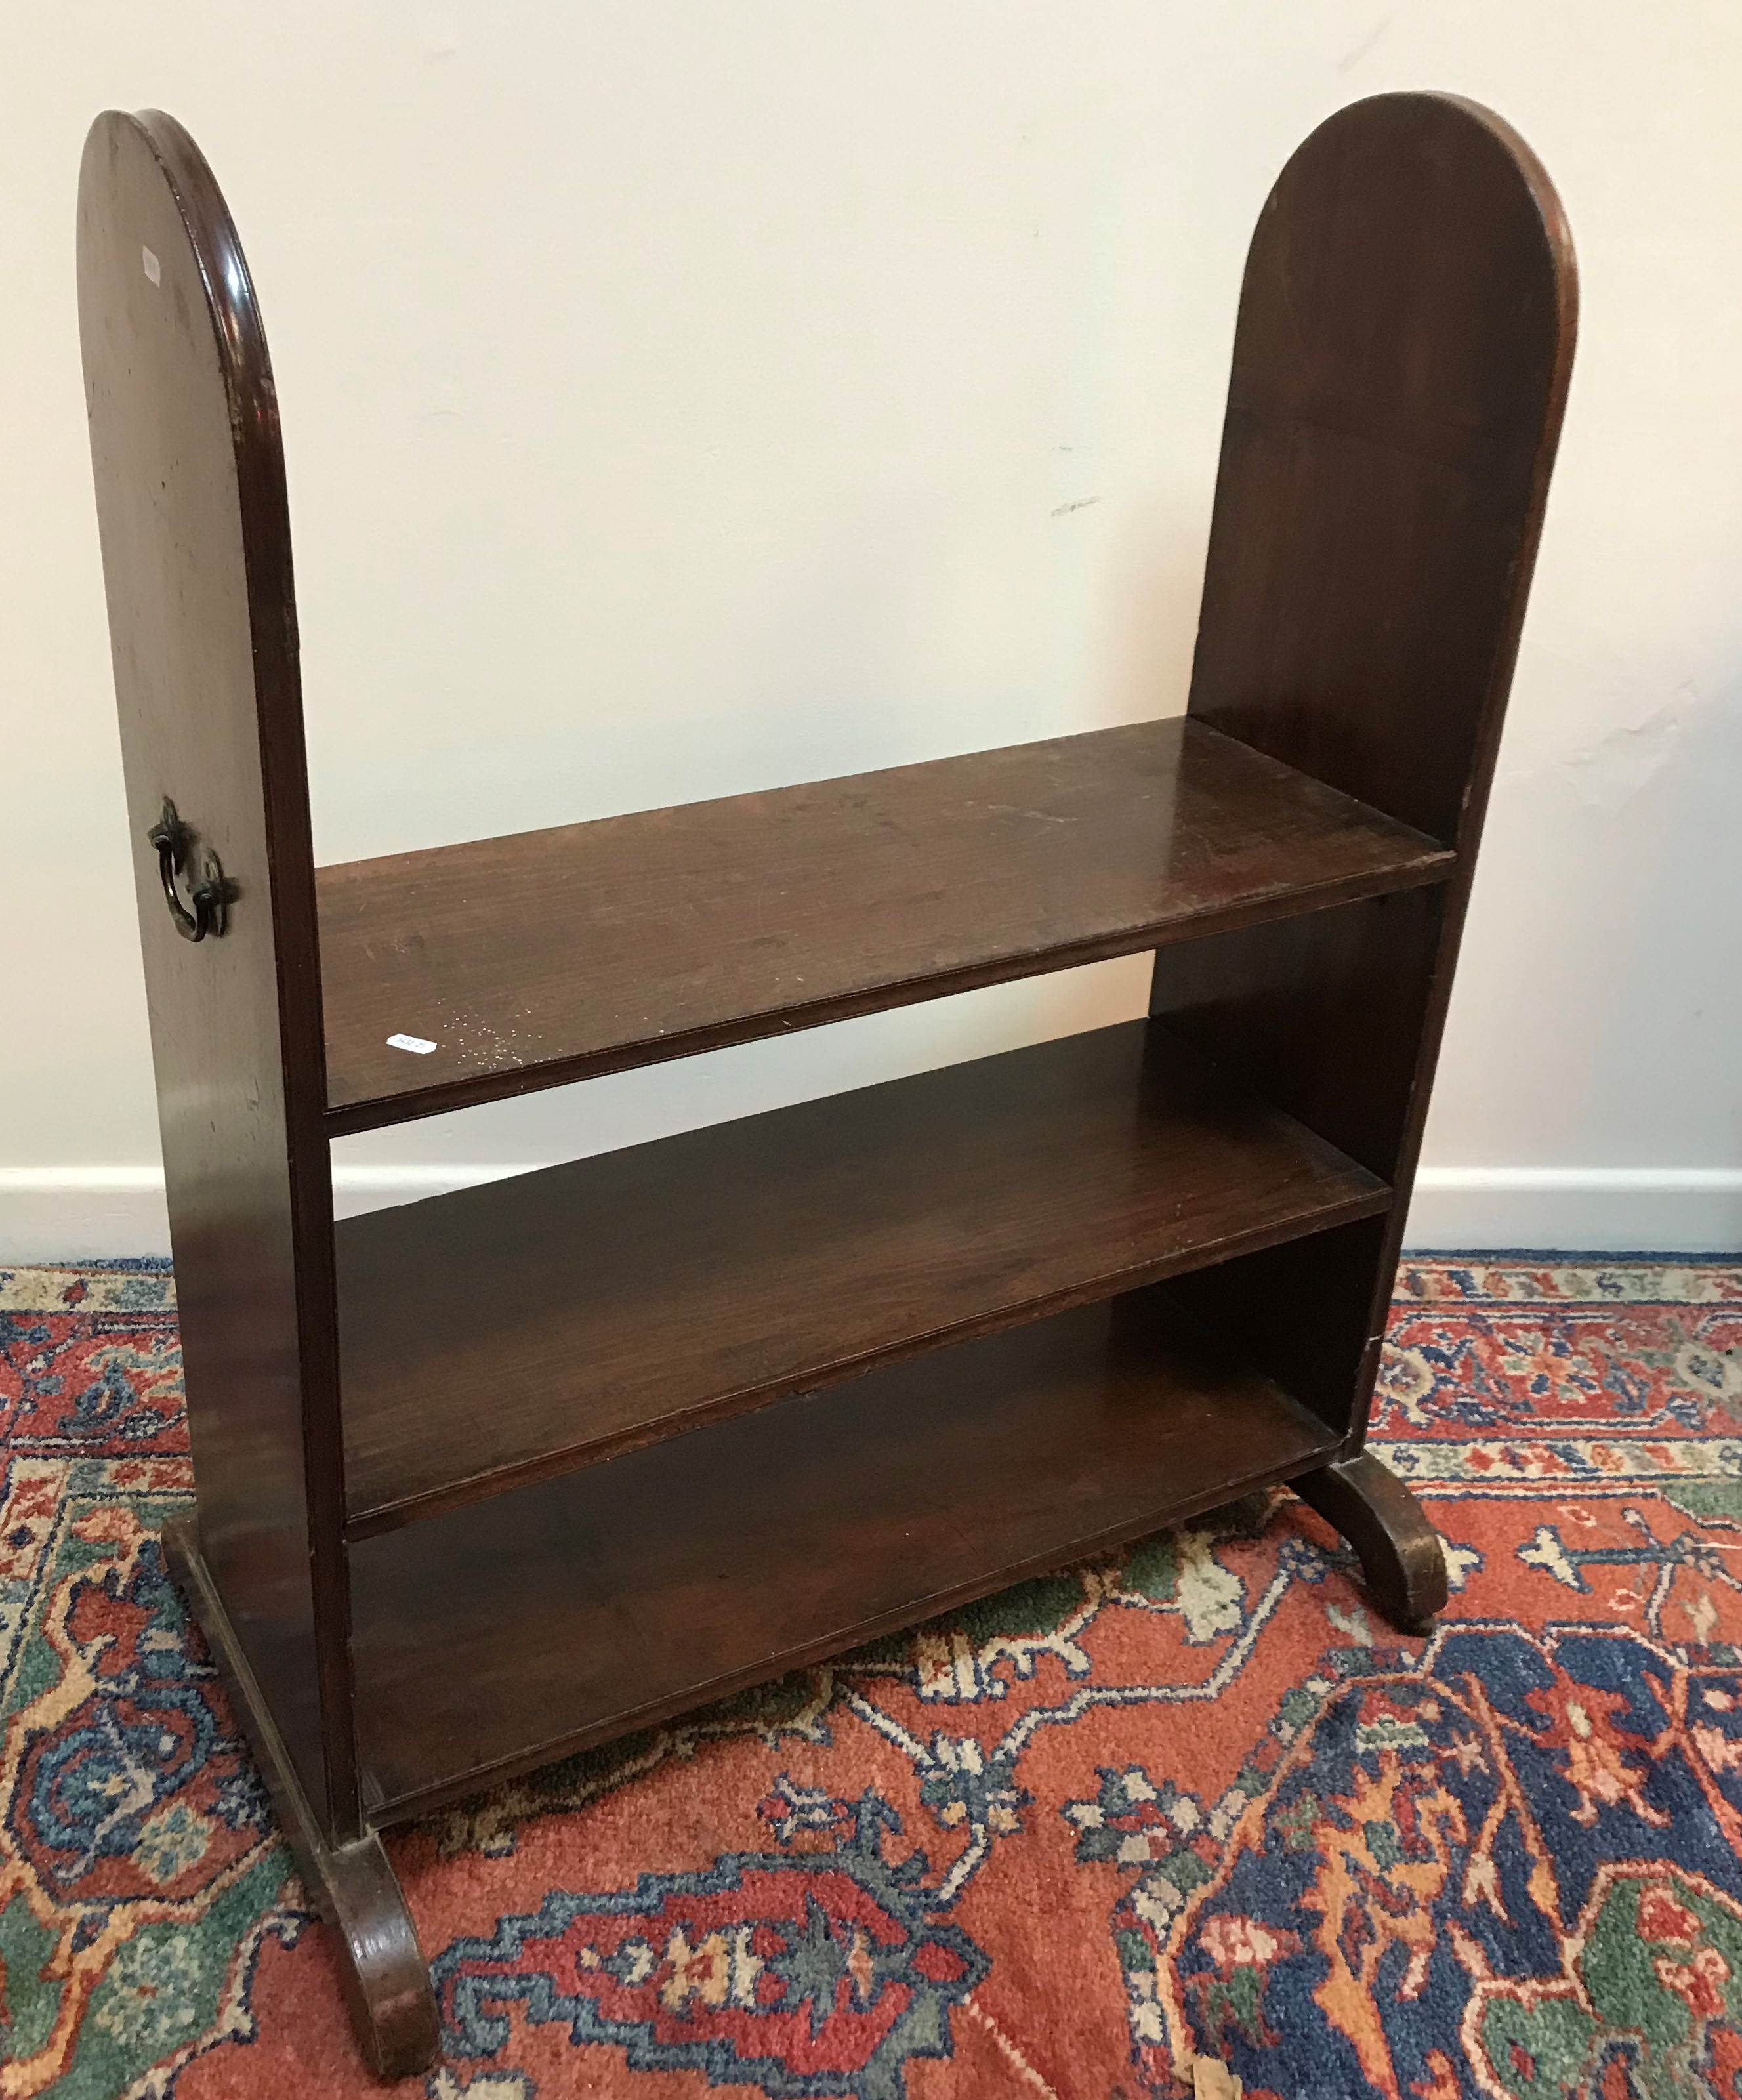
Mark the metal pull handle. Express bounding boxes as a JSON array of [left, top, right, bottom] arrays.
[[147, 798, 230, 942]]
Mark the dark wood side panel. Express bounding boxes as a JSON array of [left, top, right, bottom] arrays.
[[77, 113, 355, 1834], [1186, 92, 1578, 843], [317, 715, 1451, 1133], [349, 1290, 1339, 1818], [337, 1018, 1388, 1532], [1153, 93, 1577, 1440]]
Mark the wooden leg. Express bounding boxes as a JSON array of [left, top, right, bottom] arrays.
[[164, 1519, 440, 2080], [1291, 1452, 1448, 1634]]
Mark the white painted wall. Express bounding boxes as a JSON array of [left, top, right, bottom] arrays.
[[3, 1, 1739, 1258]]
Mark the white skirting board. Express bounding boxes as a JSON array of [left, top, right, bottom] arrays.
[[3, 1164, 1740, 1263], [0, 1166, 537, 1262], [1401, 1168, 1742, 1257]]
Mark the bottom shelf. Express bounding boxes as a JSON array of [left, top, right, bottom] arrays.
[[350, 1289, 1338, 1818]]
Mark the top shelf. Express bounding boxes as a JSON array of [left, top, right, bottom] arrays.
[[316, 715, 1453, 1131]]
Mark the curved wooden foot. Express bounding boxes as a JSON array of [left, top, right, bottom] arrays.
[[1292, 1452, 1447, 1633], [316, 1831, 441, 2080], [165, 1519, 440, 2079]]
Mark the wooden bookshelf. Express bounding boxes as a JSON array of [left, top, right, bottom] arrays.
[[81, 91, 1576, 2075]]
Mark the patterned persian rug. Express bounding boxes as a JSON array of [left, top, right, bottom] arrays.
[[1, 1259, 1741, 2098]]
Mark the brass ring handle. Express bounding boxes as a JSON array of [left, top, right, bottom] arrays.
[[147, 798, 230, 942]]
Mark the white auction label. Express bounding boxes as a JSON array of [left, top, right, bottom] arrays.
[[386, 1033, 438, 1055]]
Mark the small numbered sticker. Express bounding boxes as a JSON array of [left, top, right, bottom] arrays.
[[386, 1032, 437, 1055]]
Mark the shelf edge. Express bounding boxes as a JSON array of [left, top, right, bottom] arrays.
[[322, 852, 1456, 1136]]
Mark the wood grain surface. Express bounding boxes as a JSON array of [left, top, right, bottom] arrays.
[[337, 1018, 1388, 1532], [1153, 91, 1577, 1455], [318, 715, 1452, 1132], [78, 110, 356, 1832], [349, 1290, 1338, 1816]]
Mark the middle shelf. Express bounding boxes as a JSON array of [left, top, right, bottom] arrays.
[[337, 1017, 1389, 1536]]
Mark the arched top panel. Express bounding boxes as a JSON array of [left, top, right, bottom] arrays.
[[1186, 91, 1578, 843], [77, 108, 315, 949], [82, 109, 287, 500]]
